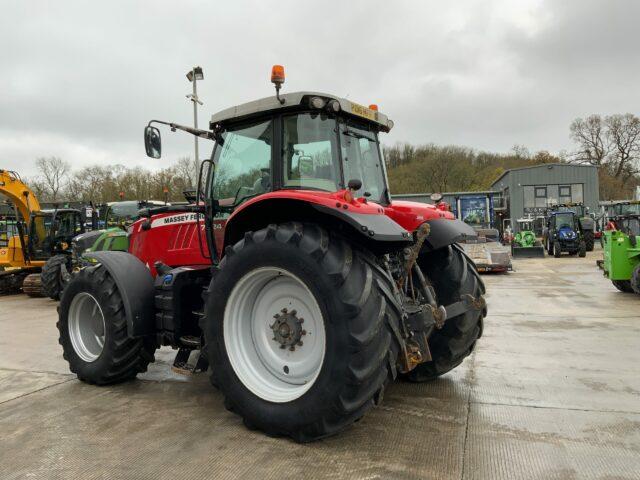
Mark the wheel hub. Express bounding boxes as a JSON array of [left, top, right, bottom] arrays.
[[270, 308, 306, 351]]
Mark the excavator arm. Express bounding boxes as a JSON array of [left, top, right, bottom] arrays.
[[0, 170, 41, 222]]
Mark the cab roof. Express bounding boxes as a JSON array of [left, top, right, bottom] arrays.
[[210, 91, 394, 132]]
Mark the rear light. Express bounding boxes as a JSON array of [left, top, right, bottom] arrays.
[[369, 104, 378, 111]]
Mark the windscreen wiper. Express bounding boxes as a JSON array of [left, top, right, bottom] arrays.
[[342, 128, 375, 142]]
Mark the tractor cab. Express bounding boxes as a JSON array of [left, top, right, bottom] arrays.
[[27, 209, 84, 261]]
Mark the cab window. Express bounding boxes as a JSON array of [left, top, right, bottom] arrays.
[[282, 113, 340, 191], [212, 119, 273, 207]]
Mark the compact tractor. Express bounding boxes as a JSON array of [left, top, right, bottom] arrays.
[[543, 210, 587, 258], [0, 169, 84, 296], [511, 218, 545, 258], [41, 200, 166, 300], [601, 214, 640, 294], [57, 66, 487, 441], [548, 203, 595, 251]]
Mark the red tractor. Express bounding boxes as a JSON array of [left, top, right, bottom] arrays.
[[57, 66, 486, 441]]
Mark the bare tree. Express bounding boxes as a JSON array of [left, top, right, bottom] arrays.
[[174, 156, 199, 189], [569, 115, 611, 165], [605, 113, 640, 179], [35, 156, 70, 201]]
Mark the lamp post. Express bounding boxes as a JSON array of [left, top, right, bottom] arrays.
[[186, 66, 204, 164]]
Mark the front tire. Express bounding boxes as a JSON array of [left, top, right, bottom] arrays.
[[583, 230, 595, 251], [42, 254, 70, 300], [553, 241, 562, 258], [57, 265, 156, 384], [205, 223, 400, 442], [612, 280, 634, 293], [404, 244, 486, 382], [578, 240, 586, 258], [631, 265, 640, 295]]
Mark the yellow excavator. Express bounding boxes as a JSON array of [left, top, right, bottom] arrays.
[[0, 169, 84, 295]]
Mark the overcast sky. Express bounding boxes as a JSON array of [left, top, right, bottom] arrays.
[[1, 0, 639, 177]]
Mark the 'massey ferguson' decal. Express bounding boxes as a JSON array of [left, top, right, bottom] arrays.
[[150, 213, 200, 228]]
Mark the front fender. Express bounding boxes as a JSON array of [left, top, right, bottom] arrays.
[[83, 251, 155, 337], [423, 218, 477, 251]]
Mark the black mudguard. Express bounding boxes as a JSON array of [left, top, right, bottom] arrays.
[[579, 217, 595, 231], [85, 251, 155, 337], [312, 204, 412, 243], [423, 218, 477, 251]]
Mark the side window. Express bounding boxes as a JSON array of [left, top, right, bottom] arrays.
[[282, 114, 340, 192], [212, 119, 273, 207]]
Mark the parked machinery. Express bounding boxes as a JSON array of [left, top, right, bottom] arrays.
[[548, 203, 595, 251], [41, 200, 166, 300], [57, 67, 487, 441], [0, 169, 84, 295], [602, 214, 640, 294], [543, 210, 587, 258], [511, 218, 545, 258]]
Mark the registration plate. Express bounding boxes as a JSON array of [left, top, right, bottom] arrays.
[[350, 102, 377, 121]]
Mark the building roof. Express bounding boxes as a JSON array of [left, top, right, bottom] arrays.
[[491, 163, 597, 187], [209, 91, 393, 132]]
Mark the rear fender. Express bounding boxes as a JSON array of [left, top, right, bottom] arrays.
[[84, 251, 155, 337], [423, 218, 478, 251], [223, 198, 412, 254]]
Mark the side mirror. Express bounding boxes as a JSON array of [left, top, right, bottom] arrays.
[[144, 126, 161, 158], [430, 193, 443, 202]]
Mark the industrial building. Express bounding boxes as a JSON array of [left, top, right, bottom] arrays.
[[490, 163, 599, 232]]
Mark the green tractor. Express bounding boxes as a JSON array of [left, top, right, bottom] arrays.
[[40, 200, 164, 299], [511, 218, 545, 258], [602, 214, 640, 294]]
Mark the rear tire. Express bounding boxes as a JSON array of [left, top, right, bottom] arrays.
[[404, 244, 486, 382], [553, 241, 562, 258], [583, 230, 595, 252], [57, 265, 157, 384], [41, 254, 70, 300], [205, 223, 401, 442], [612, 280, 634, 293]]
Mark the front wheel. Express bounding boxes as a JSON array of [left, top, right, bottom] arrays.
[[57, 265, 157, 384], [583, 230, 595, 252], [578, 241, 586, 258], [612, 280, 634, 293], [553, 241, 562, 258], [205, 223, 400, 442], [41, 254, 70, 300], [631, 265, 640, 295]]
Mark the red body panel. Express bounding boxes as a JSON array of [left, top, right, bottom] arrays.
[[127, 192, 455, 276], [129, 211, 210, 276]]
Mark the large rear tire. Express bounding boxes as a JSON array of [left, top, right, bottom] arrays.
[[404, 244, 486, 382], [583, 230, 595, 252], [41, 254, 70, 300], [205, 223, 401, 442], [57, 265, 157, 384]]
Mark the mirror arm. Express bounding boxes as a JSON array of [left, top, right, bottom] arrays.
[[148, 120, 213, 140]]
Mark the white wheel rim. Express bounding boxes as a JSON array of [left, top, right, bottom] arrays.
[[223, 267, 326, 403], [68, 292, 106, 362]]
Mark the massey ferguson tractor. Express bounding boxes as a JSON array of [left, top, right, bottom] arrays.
[[57, 66, 487, 441]]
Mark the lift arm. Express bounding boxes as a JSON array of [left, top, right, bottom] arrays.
[[0, 170, 41, 222]]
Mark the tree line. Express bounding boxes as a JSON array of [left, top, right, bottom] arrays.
[[20, 113, 640, 204], [26, 156, 200, 204], [385, 113, 640, 200]]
